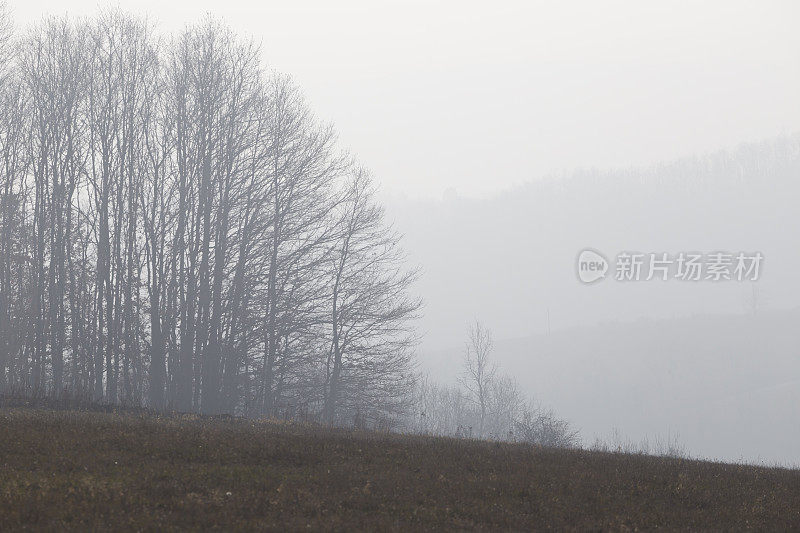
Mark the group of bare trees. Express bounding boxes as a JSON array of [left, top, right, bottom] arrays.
[[411, 321, 578, 447], [0, 7, 420, 425]]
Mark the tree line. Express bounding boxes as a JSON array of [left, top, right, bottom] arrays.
[[0, 7, 421, 424]]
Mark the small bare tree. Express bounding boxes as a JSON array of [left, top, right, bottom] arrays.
[[514, 403, 579, 448], [459, 321, 496, 438]]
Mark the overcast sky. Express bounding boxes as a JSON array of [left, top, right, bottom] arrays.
[[11, 0, 800, 198]]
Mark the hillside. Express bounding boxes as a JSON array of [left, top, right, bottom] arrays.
[[422, 308, 800, 465], [1, 408, 798, 530], [386, 135, 800, 350]]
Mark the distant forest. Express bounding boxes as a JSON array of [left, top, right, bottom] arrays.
[[0, 8, 422, 423], [389, 134, 800, 349]]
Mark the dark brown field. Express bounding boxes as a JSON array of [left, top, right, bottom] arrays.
[[1, 408, 798, 531]]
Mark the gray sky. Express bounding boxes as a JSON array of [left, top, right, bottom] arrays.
[[11, 0, 800, 198]]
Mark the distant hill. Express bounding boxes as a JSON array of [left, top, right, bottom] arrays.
[[385, 134, 800, 350], [421, 308, 800, 465]]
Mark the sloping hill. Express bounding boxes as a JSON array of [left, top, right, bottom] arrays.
[[1, 408, 798, 530], [387, 136, 800, 350], [421, 308, 800, 465]]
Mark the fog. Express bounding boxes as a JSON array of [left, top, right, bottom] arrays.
[[385, 136, 800, 463], [5, 1, 800, 464], [12, 1, 800, 198]]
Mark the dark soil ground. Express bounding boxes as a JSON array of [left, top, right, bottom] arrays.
[[1, 407, 798, 530]]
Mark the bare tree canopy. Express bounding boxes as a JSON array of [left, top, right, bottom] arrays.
[[0, 7, 421, 426]]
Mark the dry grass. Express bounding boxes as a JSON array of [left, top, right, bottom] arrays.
[[0, 408, 798, 531]]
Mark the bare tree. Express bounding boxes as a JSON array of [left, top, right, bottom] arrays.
[[255, 73, 344, 417], [322, 169, 421, 426], [24, 16, 90, 396], [141, 40, 171, 410], [0, 2, 28, 394], [514, 404, 579, 448], [459, 320, 497, 437]]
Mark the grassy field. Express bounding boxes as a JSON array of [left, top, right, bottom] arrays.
[[1, 408, 798, 530]]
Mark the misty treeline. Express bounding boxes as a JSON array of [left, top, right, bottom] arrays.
[[0, 7, 422, 424], [410, 322, 579, 447]]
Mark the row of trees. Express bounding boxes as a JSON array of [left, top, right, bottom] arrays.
[[0, 7, 420, 423]]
